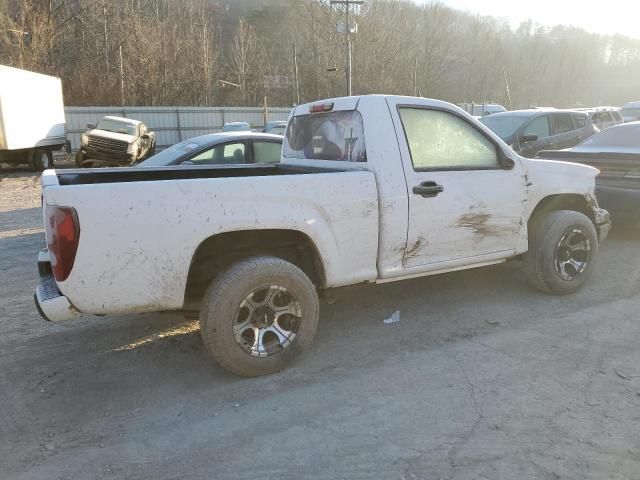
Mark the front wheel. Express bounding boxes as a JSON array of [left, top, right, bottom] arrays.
[[199, 256, 319, 377], [74, 150, 85, 168], [524, 210, 598, 295]]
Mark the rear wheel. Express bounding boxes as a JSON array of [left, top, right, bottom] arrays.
[[524, 210, 598, 295], [29, 149, 52, 171], [199, 256, 319, 377]]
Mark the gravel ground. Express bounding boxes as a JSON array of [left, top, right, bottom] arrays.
[[1, 169, 639, 480]]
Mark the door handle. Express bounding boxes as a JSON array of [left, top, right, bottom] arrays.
[[413, 181, 444, 198]]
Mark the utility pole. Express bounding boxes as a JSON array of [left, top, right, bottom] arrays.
[[103, 1, 109, 72], [119, 45, 125, 107], [331, 0, 363, 96]]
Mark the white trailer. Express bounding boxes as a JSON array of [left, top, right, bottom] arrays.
[[0, 65, 68, 170]]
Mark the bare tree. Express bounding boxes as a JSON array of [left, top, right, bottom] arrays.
[[1, 0, 639, 108]]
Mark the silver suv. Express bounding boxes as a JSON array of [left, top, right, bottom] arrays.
[[575, 107, 623, 131], [480, 109, 598, 158]]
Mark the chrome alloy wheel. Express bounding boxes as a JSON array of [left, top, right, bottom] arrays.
[[233, 285, 302, 357], [554, 228, 591, 281]]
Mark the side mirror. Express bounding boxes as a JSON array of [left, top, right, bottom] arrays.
[[87, 123, 96, 129], [180, 160, 195, 165], [502, 156, 515, 170], [519, 134, 538, 143]]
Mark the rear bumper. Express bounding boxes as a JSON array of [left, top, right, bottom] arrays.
[[34, 249, 82, 322]]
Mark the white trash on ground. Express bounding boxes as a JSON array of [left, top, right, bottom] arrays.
[[383, 310, 400, 324]]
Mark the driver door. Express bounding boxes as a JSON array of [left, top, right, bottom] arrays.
[[387, 98, 527, 270]]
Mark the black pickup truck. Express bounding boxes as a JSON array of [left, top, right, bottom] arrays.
[[537, 122, 640, 222]]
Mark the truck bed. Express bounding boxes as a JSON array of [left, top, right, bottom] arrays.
[[55, 164, 346, 186], [42, 164, 380, 315]]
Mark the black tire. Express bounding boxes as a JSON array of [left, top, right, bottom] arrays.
[[29, 149, 53, 171], [524, 210, 598, 295], [199, 256, 319, 377], [75, 150, 85, 168]]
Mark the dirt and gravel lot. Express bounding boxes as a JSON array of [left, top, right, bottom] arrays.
[[1, 168, 639, 480]]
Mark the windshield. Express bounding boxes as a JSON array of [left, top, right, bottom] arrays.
[[96, 119, 137, 136], [480, 115, 529, 140], [484, 105, 506, 115], [137, 140, 204, 167], [266, 126, 286, 135], [621, 107, 640, 120], [223, 123, 250, 132], [575, 125, 640, 150], [471, 105, 506, 116], [283, 110, 366, 161]]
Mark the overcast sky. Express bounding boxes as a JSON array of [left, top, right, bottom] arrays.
[[414, 0, 638, 38]]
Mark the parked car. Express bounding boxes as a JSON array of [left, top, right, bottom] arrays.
[[222, 121, 251, 132], [34, 95, 610, 377], [263, 121, 288, 135], [621, 101, 640, 123], [480, 109, 597, 157], [75, 116, 155, 167], [138, 132, 283, 167], [574, 107, 623, 131], [537, 122, 640, 223], [458, 103, 507, 118], [0, 65, 69, 171]]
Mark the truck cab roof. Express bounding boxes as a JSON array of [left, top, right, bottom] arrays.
[[102, 115, 142, 125]]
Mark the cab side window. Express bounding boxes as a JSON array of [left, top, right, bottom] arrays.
[[523, 115, 550, 138], [399, 107, 499, 170], [573, 114, 587, 128], [552, 114, 576, 135], [190, 142, 246, 165], [253, 141, 282, 164]]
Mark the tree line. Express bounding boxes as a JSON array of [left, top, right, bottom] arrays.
[[1, 0, 639, 108]]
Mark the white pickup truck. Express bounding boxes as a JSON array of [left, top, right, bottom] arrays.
[[35, 95, 610, 376]]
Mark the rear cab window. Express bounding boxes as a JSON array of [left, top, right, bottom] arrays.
[[283, 110, 366, 162]]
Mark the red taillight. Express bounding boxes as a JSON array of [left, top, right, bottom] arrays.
[[309, 102, 334, 113], [45, 206, 80, 282]]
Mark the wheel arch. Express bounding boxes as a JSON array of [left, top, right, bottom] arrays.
[[527, 194, 596, 229], [184, 229, 327, 306]]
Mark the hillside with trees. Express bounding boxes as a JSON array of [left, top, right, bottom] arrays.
[[1, 0, 639, 108]]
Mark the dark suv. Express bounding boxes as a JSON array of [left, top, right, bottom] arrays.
[[479, 109, 597, 158]]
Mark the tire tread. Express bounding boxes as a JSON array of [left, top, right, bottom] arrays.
[[199, 255, 318, 377]]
